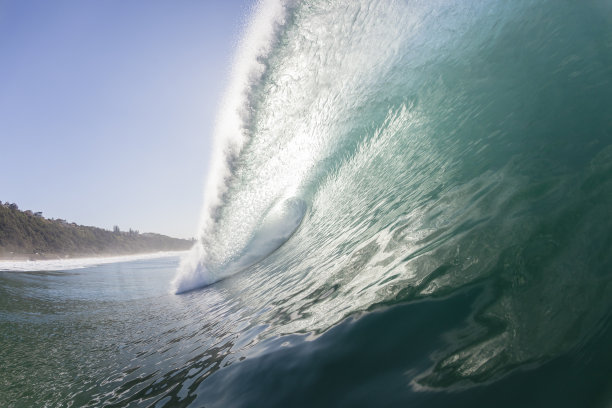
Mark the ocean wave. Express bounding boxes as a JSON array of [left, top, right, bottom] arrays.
[[172, 0, 612, 388]]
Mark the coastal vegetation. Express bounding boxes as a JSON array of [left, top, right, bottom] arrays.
[[0, 201, 194, 259]]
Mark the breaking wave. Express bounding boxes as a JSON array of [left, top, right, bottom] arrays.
[[172, 0, 612, 388]]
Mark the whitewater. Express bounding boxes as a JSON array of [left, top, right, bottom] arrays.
[[3, 0, 612, 406], [0, 251, 187, 272]]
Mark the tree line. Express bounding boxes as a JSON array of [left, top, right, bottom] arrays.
[[0, 201, 194, 258]]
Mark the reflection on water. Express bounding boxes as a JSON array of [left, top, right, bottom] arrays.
[[2, 253, 612, 407]]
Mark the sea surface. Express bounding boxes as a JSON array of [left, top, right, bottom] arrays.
[[3, 0, 612, 406]]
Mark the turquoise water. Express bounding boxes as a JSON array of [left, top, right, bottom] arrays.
[[4, 0, 612, 406]]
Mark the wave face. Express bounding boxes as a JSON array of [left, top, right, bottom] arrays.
[[173, 0, 612, 387]]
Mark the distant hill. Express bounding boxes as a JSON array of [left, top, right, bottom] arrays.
[[0, 202, 194, 260]]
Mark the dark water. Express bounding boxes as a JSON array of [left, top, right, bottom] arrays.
[[3, 0, 612, 406], [1, 256, 612, 407]]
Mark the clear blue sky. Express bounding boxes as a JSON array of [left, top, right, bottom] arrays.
[[0, 0, 254, 239]]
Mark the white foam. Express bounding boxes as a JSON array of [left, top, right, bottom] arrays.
[[172, 198, 305, 294], [0, 251, 187, 272], [198, 0, 292, 233], [173, 0, 293, 294]]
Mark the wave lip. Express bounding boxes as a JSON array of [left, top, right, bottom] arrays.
[[173, 198, 306, 294]]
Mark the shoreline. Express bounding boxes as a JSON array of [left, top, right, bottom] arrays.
[[0, 250, 189, 262], [0, 250, 189, 270]]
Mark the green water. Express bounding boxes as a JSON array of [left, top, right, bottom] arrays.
[[1, 256, 612, 407], [3, 0, 612, 406]]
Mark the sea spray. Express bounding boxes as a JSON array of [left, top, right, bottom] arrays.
[[173, 0, 294, 293]]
